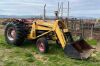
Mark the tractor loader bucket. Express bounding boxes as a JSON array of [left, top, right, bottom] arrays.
[[64, 39, 95, 59]]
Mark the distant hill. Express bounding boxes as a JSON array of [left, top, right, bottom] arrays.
[[0, 15, 96, 19], [0, 15, 42, 18]]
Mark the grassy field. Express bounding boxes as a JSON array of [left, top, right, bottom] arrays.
[[0, 25, 100, 66]]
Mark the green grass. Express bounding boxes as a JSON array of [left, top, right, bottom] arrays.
[[0, 25, 4, 29], [73, 36, 97, 46], [86, 39, 97, 45], [0, 33, 100, 66]]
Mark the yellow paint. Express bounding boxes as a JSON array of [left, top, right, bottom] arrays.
[[55, 25, 67, 48], [27, 19, 69, 49]]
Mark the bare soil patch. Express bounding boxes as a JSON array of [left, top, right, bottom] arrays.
[[96, 42, 100, 52], [0, 29, 4, 35]]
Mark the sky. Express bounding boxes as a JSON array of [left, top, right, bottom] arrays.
[[0, 0, 100, 18]]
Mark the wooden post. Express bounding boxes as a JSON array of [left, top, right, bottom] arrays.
[[80, 19, 84, 39], [64, 18, 69, 28], [90, 24, 93, 39], [71, 18, 74, 33], [67, 1, 69, 18]]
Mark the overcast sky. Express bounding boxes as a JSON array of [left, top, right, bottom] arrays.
[[0, 0, 100, 18]]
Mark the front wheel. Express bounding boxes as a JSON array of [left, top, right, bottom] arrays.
[[36, 37, 49, 53]]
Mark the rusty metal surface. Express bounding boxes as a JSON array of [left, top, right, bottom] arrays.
[[64, 39, 95, 59]]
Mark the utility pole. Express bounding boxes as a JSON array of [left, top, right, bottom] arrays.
[[61, 2, 63, 17], [58, 2, 60, 14], [67, 1, 69, 18]]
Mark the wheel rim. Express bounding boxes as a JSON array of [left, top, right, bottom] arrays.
[[38, 42, 45, 52], [7, 27, 16, 41]]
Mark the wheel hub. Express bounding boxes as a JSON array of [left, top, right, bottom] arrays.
[[39, 42, 45, 52], [7, 28, 16, 41]]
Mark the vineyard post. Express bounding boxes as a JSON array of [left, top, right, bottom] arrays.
[[90, 24, 94, 39], [80, 19, 84, 39]]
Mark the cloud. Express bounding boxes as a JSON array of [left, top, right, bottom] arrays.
[[0, 2, 44, 6], [71, 10, 100, 15], [0, 0, 100, 17], [69, 0, 80, 3]]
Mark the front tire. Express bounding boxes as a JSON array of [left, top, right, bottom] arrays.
[[36, 37, 49, 53], [5, 22, 27, 46]]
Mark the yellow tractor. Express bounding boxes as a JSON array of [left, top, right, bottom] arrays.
[[4, 17, 94, 59]]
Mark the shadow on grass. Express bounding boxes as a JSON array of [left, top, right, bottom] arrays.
[[19, 40, 63, 55], [47, 43, 64, 55], [21, 39, 36, 48]]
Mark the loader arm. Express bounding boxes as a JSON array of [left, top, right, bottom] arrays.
[[54, 23, 67, 48]]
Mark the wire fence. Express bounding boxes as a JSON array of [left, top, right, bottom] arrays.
[[67, 18, 100, 41], [0, 18, 100, 41]]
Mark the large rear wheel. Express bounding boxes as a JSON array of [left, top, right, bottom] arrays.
[[5, 22, 27, 46]]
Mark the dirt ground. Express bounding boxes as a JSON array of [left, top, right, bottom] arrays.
[[96, 43, 100, 52], [0, 29, 4, 35]]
